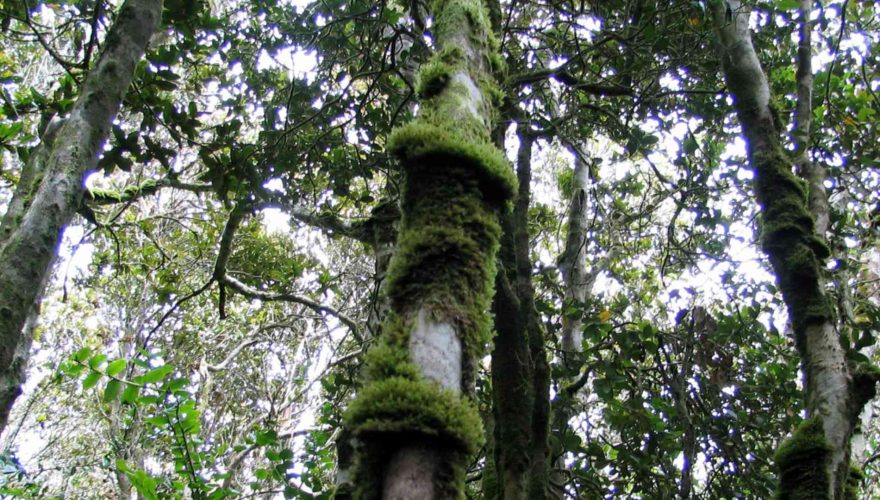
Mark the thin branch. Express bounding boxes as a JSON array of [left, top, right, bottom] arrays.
[[792, 0, 814, 157], [83, 0, 104, 68], [142, 280, 214, 349], [220, 275, 360, 339], [327, 348, 364, 369], [212, 203, 362, 340], [207, 338, 263, 372], [507, 68, 633, 96], [823, 0, 849, 110], [283, 204, 371, 242]]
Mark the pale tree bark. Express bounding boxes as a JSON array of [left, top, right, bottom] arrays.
[[0, 0, 163, 433], [792, 0, 830, 237], [549, 147, 603, 498], [793, 3, 873, 489], [709, 1, 876, 498], [558, 149, 599, 364], [344, 0, 514, 496]]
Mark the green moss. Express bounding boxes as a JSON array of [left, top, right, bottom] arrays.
[[481, 454, 499, 499], [87, 179, 159, 203], [437, 44, 466, 64], [348, 0, 506, 496], [845, 464, 864, 500], [851, 361, 880, 413], [361, 318, 421, 381], [346, 377, 483, 453], [344, 370, 483, 499], [488, 52, 506, 76], [774, 417, 831, 499], [416, 46, 466, 99], [431, 0, 492, 48], [417, 61, 454, 99], [383, 163, 503, 374], [752, 145, 833, 341], [387, 123, 515, 205]]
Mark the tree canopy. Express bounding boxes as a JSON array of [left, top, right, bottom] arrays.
[[1, 0, 879, 498]]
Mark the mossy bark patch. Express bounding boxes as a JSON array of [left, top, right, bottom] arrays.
[[850, 361, 880, 415], [346, 377, 483, 453], [752, 145, 832, 341], [845, 464, 864, 500], [775, 417, 832, 499]]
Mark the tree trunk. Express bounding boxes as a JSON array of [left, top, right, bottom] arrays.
[[343, 0, 515, 497], [0, 0, 162, 433], [558, 150, 595, 363], [335, 196, 399, 499], [490, 129, 551, 499], [549, 147, 598, 498], [709, 2, 877, 497]]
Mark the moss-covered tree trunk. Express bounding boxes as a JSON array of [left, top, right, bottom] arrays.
[[708, 2, 877, 497], [343, 0, 514, 497], [0, 0, 162, 434], [490, 128, 551, 499]]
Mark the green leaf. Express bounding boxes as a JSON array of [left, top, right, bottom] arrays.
[[777, 0, 800, 10], [82, 371, 102, 390], [129, 469, 158, 500], [256, 430, 278, 446], [103, 379, 122, 402], [72, 347, 92, 363], [106, 359, 127, 377], [121, 384, 140, 404], [0, 122, 22, 142], [89, 354, 107, 370], [137, 364, 174, 384]]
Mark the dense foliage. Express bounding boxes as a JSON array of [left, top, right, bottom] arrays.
[[0, 0, 879, 498]]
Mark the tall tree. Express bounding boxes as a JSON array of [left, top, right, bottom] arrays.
[[2, 1, 880, 498], [708, 1, 878, 497], [0, 0, 162, 433], [343, 0, 515, 496]]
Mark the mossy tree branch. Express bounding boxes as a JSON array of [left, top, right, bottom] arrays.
[[346, 0, 514, 496], [84, 176, 397, 246]]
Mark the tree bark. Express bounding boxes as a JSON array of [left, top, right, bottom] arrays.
[[792, 0, 830, 237], [548, 147, 600, 498], [709, 2, 875, 497], [491, 129, 548, 500], [0, 0, 162, 433], [558, 150, 596, 363], [344, 0, 515, 497]]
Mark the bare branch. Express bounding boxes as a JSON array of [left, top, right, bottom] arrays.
[[211, 203, 362, 340], [206, 337, 264, 373], [220, 275, 361, 338], [283, 204, 371, 242], [507, 68, 633, 96]]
